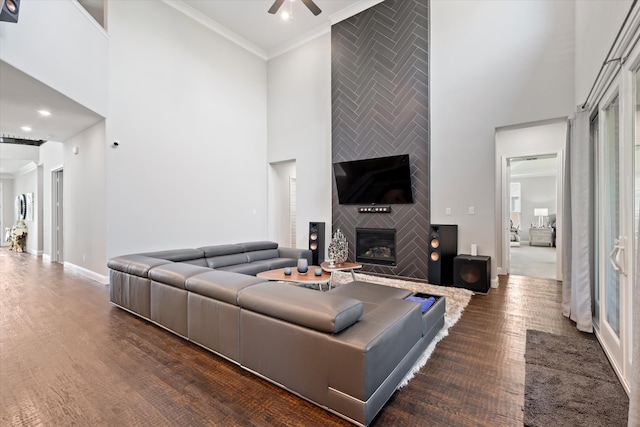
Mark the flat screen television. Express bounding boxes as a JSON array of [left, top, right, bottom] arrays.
[[333, 154, 414, 205]]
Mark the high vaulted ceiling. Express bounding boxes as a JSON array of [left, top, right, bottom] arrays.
[[0, 0, 381, 175]]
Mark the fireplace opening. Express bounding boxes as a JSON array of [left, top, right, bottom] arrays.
[[355, 228, 396, 266]]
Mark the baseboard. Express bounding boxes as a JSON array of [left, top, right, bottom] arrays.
[[42, 253, 51, 262], [27, 248, 43, 256], [491, 277, 499, 288], [64, 262, 109, 285]]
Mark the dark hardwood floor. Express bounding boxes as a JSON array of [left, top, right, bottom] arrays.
[[0, 248, 584, 426]]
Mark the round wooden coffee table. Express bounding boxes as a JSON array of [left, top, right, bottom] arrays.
[[257, 266, 332, 290]]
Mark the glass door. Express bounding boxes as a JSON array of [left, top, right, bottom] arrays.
[[594, 68, 635, 391], [595, 84, 626, 383]]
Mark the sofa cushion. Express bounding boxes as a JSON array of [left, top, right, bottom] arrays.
[[206, 253, 248, 269], [252, 257, 298, 270], [199, 244, 244, 258], [107, 255, 172, 278], [180, 258, 208, 267], [238, 241, 278, 252], [148, 263, 212, 289], [185, 270, 265, 305], [140, 248, 205, 262], [246, 249, 280, 262], [218, 263, 269, 276], [237, 282, 363, 334]]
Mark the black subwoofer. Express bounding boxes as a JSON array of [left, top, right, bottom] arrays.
[[309, 222, 325, 265], [454, 255, 491, 293], [0, 0, 20, 23], [427, 224, 457, 285]]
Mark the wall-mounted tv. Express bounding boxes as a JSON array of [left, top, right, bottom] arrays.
[[333, 154, 414, 205]]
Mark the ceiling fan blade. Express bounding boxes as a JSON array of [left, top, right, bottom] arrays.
[[268, 0, 285, 14], [301, 0, 322, 16]]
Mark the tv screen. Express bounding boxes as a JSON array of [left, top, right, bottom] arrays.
[[333, 154, 414, 205]]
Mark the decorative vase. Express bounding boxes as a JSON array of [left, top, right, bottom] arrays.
[[314, 268, 323, 276], [297, 258, 308, 274], [328, 228, 348, 265], [284, 267, 292, 276]]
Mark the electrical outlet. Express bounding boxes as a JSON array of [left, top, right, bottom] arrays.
[[445, 208, 452, 215], [468, 206, 475, 215]]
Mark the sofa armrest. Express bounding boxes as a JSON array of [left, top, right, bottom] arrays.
[[107, 255, 172, 278], [278, 247, 312, 265], [328, 299, 423, 401]]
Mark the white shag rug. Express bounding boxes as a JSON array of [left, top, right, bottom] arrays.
[[328, 271, 474, 388]]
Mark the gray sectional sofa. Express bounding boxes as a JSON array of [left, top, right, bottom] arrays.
[[108, 241, 446, 426]]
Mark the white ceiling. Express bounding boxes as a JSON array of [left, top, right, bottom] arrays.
[[178, 0, 378, 57], [0, 0, 380, 175], [0, 61, 104, 142], [510, 156, 558, 178]]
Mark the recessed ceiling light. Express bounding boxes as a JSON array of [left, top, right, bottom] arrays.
[[21, 126, 32, 132], [38, 110, 51, 116]]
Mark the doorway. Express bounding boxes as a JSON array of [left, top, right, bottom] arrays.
[[0, 182, 4, 246], [52, 168, 63, 263], [495, 118, 566, 281], [508, 155, 558, 280], [268, 160, 297, 249]]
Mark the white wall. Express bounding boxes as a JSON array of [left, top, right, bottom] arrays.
[[1, 178, 14, 246], [65, 122, 106, 275], [0, 0, 108, 116], [574, 0, 633, 107], [106, 1, 268, 259], [39, 141, 64, 258], [431, 0, 575, 281], [267, 33, 332, 253]]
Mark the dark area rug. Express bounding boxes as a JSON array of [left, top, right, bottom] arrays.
[[524, 330, 629, 427]]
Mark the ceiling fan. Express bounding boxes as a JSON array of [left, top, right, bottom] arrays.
[[268, 0, 322, 17]]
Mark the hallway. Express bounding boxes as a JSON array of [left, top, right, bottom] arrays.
[[510, 244, 558, 280]]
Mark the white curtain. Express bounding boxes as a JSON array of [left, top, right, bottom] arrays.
[[562, 111, 593, 332], [629, 212, 639, 426]]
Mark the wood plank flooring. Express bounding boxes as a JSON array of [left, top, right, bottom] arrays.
[[0, 249, 585, 426]]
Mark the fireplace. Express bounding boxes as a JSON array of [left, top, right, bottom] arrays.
[[355, 228, 396, 266]]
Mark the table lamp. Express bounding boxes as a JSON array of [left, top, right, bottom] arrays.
[[534, 208, 548, 228]]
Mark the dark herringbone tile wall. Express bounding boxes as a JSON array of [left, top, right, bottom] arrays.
[[331, 0, 430, 279]]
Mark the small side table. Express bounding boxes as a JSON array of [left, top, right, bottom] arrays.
[[529, 227, 553, 247], [320, 261, 363, 288]]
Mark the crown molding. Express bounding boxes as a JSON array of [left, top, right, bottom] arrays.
[[161, 0, 267, 60], [15, 161, 38, 177], [267, 25, 331, 59], [329, 0, 385, 26]]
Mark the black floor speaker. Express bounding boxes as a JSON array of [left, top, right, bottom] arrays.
[[309, 222, 325, 265], [454, 255, 491, 293], [427, 224, 458, 285], [0, 0, 20, 23]]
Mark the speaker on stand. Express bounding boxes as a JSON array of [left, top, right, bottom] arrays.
[[427, 224, 458, 285], [309, 222, 325, 265]]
